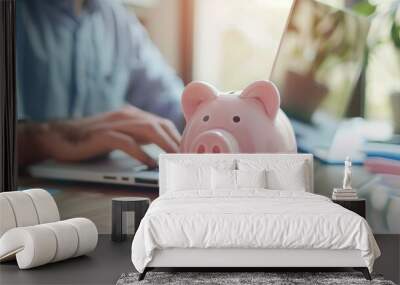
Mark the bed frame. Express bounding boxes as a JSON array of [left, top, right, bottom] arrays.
[[139, 154, 371, 281], [140, 248, 370, 280]]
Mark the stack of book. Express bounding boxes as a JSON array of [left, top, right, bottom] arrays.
[[363, 142, 400, 176], [332, 188, 358, 200]]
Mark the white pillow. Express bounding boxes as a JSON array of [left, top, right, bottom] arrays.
[[238, 159, 308, 191], [211, 168, 236, 190], [167, 162, 211, 191], [267, 166, 307, 191], [236, 169, 267, 189]]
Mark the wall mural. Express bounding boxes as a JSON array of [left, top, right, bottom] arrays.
[[14, 0, 400, 235]]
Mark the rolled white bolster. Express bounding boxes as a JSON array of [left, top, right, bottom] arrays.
[[0, 226, 57, 269], [42, 221, 79, 262], [23, 189, 60, 224], [1, 192, 39, 227], [63, 218, 98, 257], [0, 218, 97, 269], [0, 196, 17, 237]]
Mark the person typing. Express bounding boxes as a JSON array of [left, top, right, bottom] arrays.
[[17, 0, 184, 167]]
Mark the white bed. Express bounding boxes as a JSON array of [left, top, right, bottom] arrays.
[[131, 154, 380, 280]]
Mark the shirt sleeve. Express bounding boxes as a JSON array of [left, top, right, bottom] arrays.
[[122, 9, 185, 131]]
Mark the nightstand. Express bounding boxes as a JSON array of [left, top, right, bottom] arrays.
[[112, 197, 150, 242], [332, 199, 366, 218]]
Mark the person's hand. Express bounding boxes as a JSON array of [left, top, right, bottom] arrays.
[[19, 106, 181, 167]]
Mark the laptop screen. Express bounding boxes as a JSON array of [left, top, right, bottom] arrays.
[[270, 0, 370, 124]]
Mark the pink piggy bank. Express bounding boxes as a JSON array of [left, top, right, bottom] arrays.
[[179, 80, 297, 153]]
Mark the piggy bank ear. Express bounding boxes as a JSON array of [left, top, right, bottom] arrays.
[[240, 80, 280, 120], [181, 81, 218, 122]]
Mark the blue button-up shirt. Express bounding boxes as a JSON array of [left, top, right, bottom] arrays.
[[16, 0, 184, 129]]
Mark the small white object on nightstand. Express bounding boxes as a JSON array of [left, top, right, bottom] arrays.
[[343, 156, 352, 190], [332, 156, 359, 200]]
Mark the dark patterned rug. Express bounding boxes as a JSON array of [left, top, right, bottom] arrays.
[[116, 271, 396, 285]]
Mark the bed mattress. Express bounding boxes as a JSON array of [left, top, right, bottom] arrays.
[[131, 190, 380, 273]]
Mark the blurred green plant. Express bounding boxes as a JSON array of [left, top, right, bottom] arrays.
[[351, 1, 377, 16], [390, 1, 400, 50], [349, 0, 400, 117], [351, 0, 400, 54]]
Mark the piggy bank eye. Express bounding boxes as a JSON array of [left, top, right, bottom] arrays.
[[232, 115, 240, 123], [203, 115, 210, 122]]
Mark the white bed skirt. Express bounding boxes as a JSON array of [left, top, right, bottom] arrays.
[[148, 248, 366, 268]]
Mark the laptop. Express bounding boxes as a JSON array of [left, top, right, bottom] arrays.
[[28, 144, 162, 187], [269, 0, 371, 164]]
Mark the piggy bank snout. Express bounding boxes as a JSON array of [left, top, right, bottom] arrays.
[[189, 129, 239, 153]]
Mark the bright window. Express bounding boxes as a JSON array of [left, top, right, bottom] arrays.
[[192, 0, 292, 91]]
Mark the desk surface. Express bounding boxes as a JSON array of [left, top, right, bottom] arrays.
[[18, 177, 159, 234], [17, 161, 374, 234]]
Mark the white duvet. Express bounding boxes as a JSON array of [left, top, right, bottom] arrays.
[[131, 190, 380, 273]]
